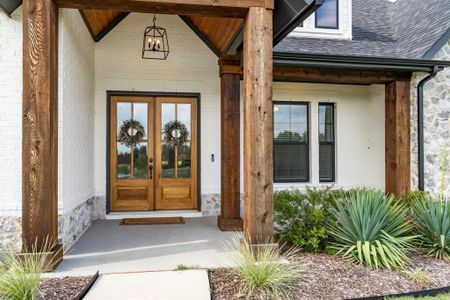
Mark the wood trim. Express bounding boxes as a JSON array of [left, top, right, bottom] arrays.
[[94, 12, 130, 42], [385, 80, 411, 196], [55, 0, 271, 18], [22, 0, 61, 264], [78, 10, 96, 41], [243, 7, 274, 243], [218, 57, 242, 231], [217, 65, 412, 85]]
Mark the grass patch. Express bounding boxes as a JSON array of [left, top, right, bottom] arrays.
[[400, 268, 433, 285]]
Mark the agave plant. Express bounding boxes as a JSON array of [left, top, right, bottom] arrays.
[[327, 189, 417, 270], [0, 239, 56, 300], [412, 199, 450, 261]]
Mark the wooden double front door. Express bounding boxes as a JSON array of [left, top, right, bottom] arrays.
[[110, 96, 198, 211]]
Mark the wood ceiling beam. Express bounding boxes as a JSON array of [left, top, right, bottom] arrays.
[[179, 16, 220, 57], [220, 64, 412, 85], [55, 0, 273, 18]]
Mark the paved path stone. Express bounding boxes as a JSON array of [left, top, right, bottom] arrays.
[[84, 270, 211, 300]]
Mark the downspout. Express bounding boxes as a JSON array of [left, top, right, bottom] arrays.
[[417, 66, 441, 191]]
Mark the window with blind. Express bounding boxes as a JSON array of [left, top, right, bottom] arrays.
[[273, 102, 309, 182], [319, 103, 335, 182], [315, 0, 338, 29]]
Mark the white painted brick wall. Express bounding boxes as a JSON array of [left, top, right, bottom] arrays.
[[0, 8, 22, 216], [94, 13, 221, 196], [0, 8, 95, 216]]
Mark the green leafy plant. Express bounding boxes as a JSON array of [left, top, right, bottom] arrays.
[[274, 187, 348, 252], [0, 239, 56, 300], [327, 189, 417, 270], [231, 234, 304, 299], [412, 199, 450, 261]]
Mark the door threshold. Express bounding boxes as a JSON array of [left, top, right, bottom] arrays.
[[105, 210, 203, 220]]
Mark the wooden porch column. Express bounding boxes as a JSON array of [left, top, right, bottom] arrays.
[[22, 0, 62, 266], [218, 56, 243, 231], [243, 6, 274, 243], [385, 80, 411, 196]]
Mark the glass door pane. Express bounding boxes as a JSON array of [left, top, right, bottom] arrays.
[[116, 102, 149, 179], [160, 102, 192, 179]]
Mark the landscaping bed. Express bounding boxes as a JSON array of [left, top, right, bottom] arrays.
[[39, 276, 93, 300], [209, 253, 450, 300]]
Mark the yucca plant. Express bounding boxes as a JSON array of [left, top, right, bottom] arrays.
[[0, 239, 56, 300], [412, 199, 450, 261], [327, 189, 417, 270], [231, 234, 304, 299]]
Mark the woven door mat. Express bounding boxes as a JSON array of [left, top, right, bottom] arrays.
[[119, 217, 185, 225]]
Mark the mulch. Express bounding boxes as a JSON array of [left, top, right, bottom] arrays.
[[209, 253, 450, 300], [39, 276, 92, 300]]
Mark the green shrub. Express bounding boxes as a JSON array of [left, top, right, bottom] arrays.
[[412, 199, 450, 261], [232, 235, 304, 299], [274, 187, 348, 252], [327, 189, 417, 270], [401, 189, 430, 208]]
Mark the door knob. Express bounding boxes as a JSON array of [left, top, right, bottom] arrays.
[[149, 158, 154, 179]]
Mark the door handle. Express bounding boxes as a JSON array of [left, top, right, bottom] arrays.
[[149, 158, 154, 179]]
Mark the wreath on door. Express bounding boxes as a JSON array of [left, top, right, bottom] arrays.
[[163, 120, 189, 149], [118, 119, 145, 147]]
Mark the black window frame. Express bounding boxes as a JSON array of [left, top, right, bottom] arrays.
[[273, 101, 310, 183], [318, 102, 336, 183], [315, 0, 339, 30]]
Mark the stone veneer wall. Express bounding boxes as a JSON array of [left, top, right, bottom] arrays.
[[410, 41, 450, 197], [0, 197, 105, 252]]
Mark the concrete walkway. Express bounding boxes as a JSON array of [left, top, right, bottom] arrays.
[[53, 217, 238, 276], [84, 270, 211, 300]]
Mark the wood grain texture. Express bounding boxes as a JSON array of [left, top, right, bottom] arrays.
[[79, 9, 127, 41], [243, 7, 273, 243], [218, 56, 242, 231], [385, 80, 411, 196], [154, 97, 198, 210], [110, 96, 155, 211], [55, 0, 269, 18], [215, 65, 412, 85], [186, 16, 243, 54], [22, 0, 59, 253]]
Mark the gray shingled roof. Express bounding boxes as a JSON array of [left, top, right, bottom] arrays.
[[275, 0, 450, 60]]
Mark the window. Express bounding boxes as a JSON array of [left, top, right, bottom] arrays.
[[319, 103, 335, 182], [273, 102, 309, 182], [315, 0, 338, 29]]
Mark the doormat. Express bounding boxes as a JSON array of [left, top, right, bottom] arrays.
[[119, 217, 185, 226]]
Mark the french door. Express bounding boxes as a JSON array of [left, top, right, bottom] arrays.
[[110, 96, 197, 211]]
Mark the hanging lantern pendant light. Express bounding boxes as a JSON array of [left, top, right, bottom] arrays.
[[142, 14, 169, 60]]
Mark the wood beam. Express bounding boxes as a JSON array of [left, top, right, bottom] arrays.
[[218, 56, 243, 231], [219, 65, 412, 85], [55, 0, 273, 18], [22, 0, 62, 268], [243, 7, 273, 243], [385, 80, 411, 196]]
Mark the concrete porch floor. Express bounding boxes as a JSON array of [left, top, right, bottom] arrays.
[[53, 217, 238, 276]]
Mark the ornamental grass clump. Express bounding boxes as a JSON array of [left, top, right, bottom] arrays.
[[327, 189, 417, 270], [232, 234, 304, 299], [0, 239, 55, 300], [412, 199, 450, 261]]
